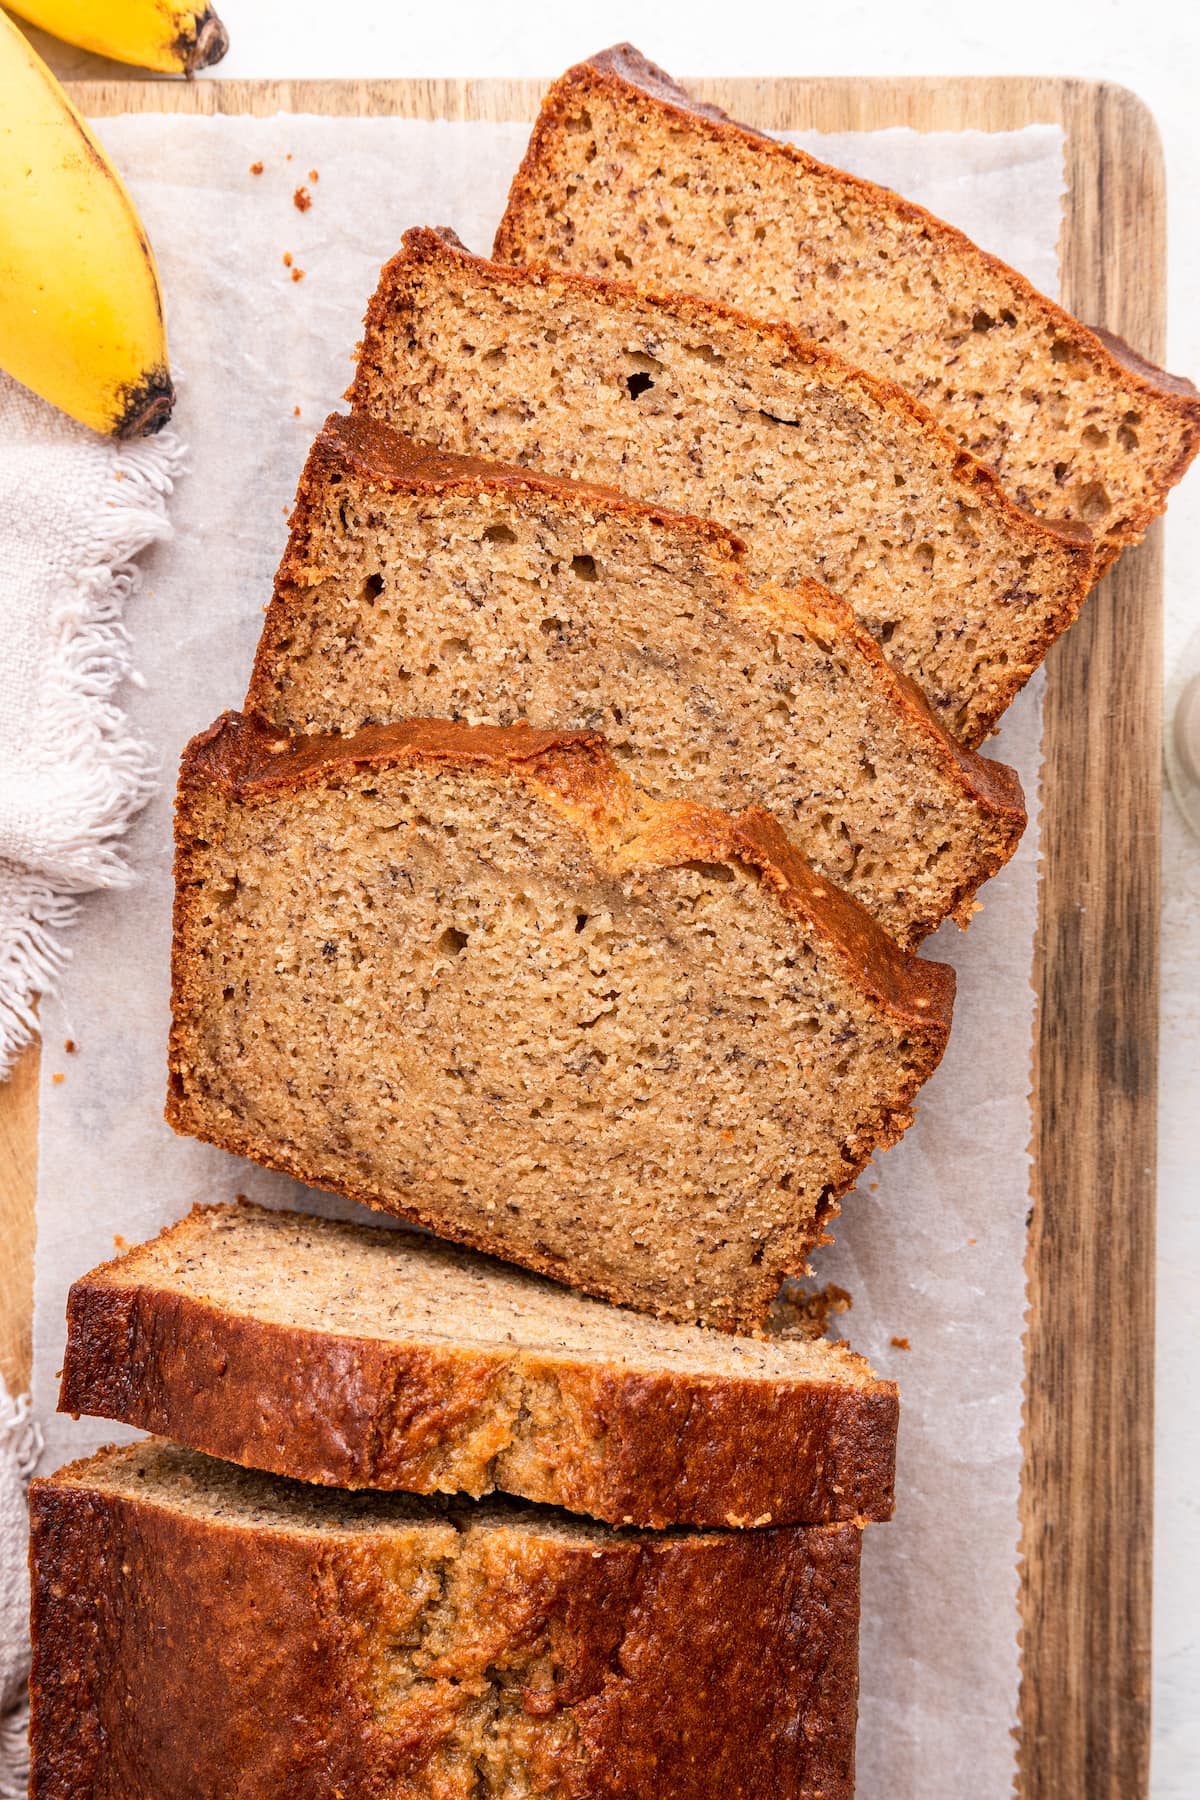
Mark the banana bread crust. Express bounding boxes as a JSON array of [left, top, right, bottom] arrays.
[[352, 226, 1094, 745], [59, 1204, 899, 1527], [494, 46, 1200, 574], [30, 1444, 862, 1799]]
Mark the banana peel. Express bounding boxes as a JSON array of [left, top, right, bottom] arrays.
[[6, 0, 229, 77], [0, 10, 174, 436]]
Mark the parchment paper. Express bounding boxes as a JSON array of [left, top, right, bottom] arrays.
[[31, 113, 1066, 1799]]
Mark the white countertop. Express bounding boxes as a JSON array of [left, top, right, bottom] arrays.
[[30, 5, 1200, 1791]]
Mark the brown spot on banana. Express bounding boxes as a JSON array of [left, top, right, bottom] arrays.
[[179, 7, 230, 76], [115, 368, 176, 438]]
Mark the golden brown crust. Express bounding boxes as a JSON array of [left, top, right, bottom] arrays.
[[495, 48, 1200, 577], [59, 1204, 898, 1527], [29, 1450, 862, 1798], [176, 705, 608, 803], [354, 226, 1095, 743]]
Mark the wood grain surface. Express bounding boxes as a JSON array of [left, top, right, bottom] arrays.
[[0, 72, 1163, 1800]]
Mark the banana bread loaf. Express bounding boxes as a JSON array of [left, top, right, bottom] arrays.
[[249, 412, 1025, 949], [59, 1200, 899, 1527], [167, 712, 954, 1331], [494, 44, 1200, 575], [29, 1440, 862, 1799], [350, 226, 1093, 746]]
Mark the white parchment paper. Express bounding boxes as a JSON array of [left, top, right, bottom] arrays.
[[31, 113, 1066, 1799]]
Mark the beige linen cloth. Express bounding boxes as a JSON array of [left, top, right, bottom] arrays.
[[0, 376, 183, 1073]]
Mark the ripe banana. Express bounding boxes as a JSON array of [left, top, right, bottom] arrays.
[[6, 0, 228, 75], [0, 12, 173, 437]]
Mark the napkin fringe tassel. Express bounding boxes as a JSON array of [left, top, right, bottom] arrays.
[[0, 428, 186, 1079]]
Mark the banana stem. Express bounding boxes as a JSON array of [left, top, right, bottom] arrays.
[[117, 372, 176, 438], [183, 8, 229, 75]]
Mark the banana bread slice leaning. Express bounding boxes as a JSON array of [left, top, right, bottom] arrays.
[[167, 713, 954, 1331], [59, 1200, 899, 1527], [494, 44, 1200, 576], [30, 1440, 862, 1800], [350, 225, 1093, 746], [249, 412, 1025, 950]]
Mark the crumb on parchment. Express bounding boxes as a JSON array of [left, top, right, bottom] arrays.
[[293, 405, 301, 417], [308, 168, 319, 181], [51, 1072, 64, 1085], [282, 251, 292, 266], [890, 1336, 911, 1351], [249, 160, 264, 175], [64, 1038, 76, 1053], [768, 1281, 852, 1341], [293, 186, 312, 212], [291, 268, 305, 282]]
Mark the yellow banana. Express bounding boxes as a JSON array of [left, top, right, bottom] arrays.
[[5, 0, 228, 75], [0, 11, 173, 436]]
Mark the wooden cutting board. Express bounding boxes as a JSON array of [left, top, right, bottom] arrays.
[[0, 73, 1163, 1800]]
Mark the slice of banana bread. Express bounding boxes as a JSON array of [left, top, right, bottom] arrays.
[[167, 713, 954, 1331], [30, 1440, 862, 1799], [494, 44, 1200, 575], [350, 229, 1094, 747], [249, 413, 1025, 949], [59, 1201, 899, 1527]]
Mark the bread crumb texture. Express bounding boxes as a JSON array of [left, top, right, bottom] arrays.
[[167, 713, 953, 1331]]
